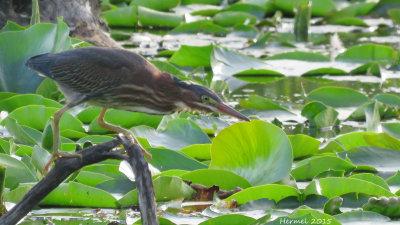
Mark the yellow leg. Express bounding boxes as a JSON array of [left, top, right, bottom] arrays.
[[43, 102, 82, 173], [97, 107, 152, 159]]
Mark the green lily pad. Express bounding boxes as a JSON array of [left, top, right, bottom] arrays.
[[103, 6, 138, 27], [170, 20, 229, 35], [82, 164, 126, 180], [180, 169, 251, 190], [225, 184, 299, 204], [307, 86, 369, 107], [130, 0, 179, 11], [41, 182, 117, 207], [382, 123, 400, 139], [169, 45, 213, 68], [3, 105, 85, 134], [334, 211, 390, 224], [132, 119, 211, 150], [210, 120, 293, 186], [350, 61, 381, 76], [5, 118, 38, 146], [273, 0, 336, 17], [0, 18, 71, 93], [373, 93, 400, 107], [301, 101, 339, 129], [291, 156, 356, 181], [387, 171, 400, 185], [234, 68, 284, 77], [181, 0, 220, 5], [180, 144, 211, 161], [138, 6, 183, 28], [199, 214, 256, 225], [0, 153, 37, 189], [239, 95, 290, 112], [148, 148, 208, 171], [340, 2, 377, 16], [290, 206, 341, 225], [213, 11, 258, 27], [76, 171, 113, 187], [302, 67, 348, 76], [266, 51, 330, 61], [118, 176, 195, 207], [333, 17, 368, 27], [350, 173, 390, 191], [0, 94, 62, 112], [335, 43, 397, 64], [224, 3, 266, 19], [305, 177, 395, 198], [288, 134, 320, 159], [337, 146, 400, 169]]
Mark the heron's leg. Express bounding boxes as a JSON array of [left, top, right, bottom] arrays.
[[43, 102, 82, 173], [97, 108, 152, 159]]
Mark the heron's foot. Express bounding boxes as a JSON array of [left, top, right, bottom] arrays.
[[43, 152, 82, 174], [125, 134, 152, 160]]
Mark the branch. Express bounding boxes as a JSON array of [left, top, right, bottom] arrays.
[[119, 136, 159, 225], [0, 138, 122, 225]]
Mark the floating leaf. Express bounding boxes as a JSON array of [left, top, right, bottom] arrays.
[[210, 120, 293, 186], [138, 6, 182, 28], [130, 0, 180, 11], [350, 61, 381, 76], [239, 95, 290, 111], [118, 176, 195, 207], [291, 156, 355, 180], [224, 3, 266, 19], [3, 105, 85, 134], [0, 18, 71, 93], [213, 11, 258, 27], [266, 51, 330, 61], [199, 214, 256, 225], [225, 184, 299, 204], [41, 182, 117, 207], [0, 94, 61, 112], [180, 169, 251, 190], [350, 173, 390, 191], [302, 67, 347, 76], [335, 43, 396, 64], [170, 20, 229, 35], [0, 153, 37, 189], [373, 93, 400, 107], [148, 148, 207, 171], [307, 86, 369, 107], [132, 119, 211, 150], [334, 211, 390, 224], [103, 6, 138, 27], [288, 134, 320, 159], [382, 123, 400, 139], [301, 101, 339, 129], [273, 0, 336, 17], [180, 144, 211, 161], [305, 177, 395, 198], [169, 45, 213, 68]]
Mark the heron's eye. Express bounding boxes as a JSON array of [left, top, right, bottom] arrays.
[[201, 95, 210, 103]]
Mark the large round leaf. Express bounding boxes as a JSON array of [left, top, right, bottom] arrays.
[[0, 153, 37, 189], [210, 120, 293, 185], [308, 86, 369, 107]]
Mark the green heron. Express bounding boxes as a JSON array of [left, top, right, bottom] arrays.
[[25, 47, 249, 171]]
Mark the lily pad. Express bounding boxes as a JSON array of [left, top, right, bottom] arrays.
[[382, 123, 400, 139], [148, 148, 208, 171], [0, 18, 71, 93], [0, 94, 62, 112], [307, 86, 369, 107], [102, 6, 138, 27], [335, 43, 397, 64], [334, 211, 390, 224], [199, 214, 256, 225], [180, 144, 211, 160], [266, 51, 330, 61], [239, 95, 290, 112], [180, 169, 251, 190], [132, 119, 211, 150], [288, 134, 320, 159], [130, 0, 180, 11], [273, 0, 336, 17], [3, 105, 85, 134], [169, 45, 213, 68], [225, 184, 299, 204], [0, 153, 37, 189], [138, 6, 183, 28], [210, 120, 293, 186], [305, 177, 395, 198], [291, 156, 356, 180], [170, 20, 229, 35], [302, 67, 347, 76], [213, 11, 258, 27]]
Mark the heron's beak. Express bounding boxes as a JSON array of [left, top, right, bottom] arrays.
[[215, 102, 250, 121]]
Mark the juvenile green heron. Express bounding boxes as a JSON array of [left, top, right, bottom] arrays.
[[25, 47, 249, 171]]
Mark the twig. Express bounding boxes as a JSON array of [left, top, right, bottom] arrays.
[[119, 135, 159, 225], [0, 138, 121, 225]]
